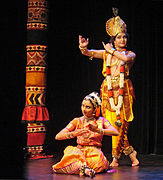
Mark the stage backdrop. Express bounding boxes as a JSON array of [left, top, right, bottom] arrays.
[[45, 0, 162, 155]]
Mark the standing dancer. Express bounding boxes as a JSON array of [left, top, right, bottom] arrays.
[[79, 8, 139, 167]]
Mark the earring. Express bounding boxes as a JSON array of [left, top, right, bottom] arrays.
[[95, 106, 100, 118]]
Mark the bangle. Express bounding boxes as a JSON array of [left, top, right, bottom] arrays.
[[108, 48, 116, 56], [89, 51, 94, 60], [79, 45, 87, 54], [99, 128, 104, 135], [66, 132, 74, 139]]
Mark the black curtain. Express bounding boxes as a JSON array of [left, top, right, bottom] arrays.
[[46, 0, 163, 155], [0, 0, 27, 178]]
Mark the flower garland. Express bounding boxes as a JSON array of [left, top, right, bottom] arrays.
[[106, 52, 125, 127]]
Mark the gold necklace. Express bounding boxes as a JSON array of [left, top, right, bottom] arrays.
[[84, 116, 95, 122], [110, 58, 118, 67]]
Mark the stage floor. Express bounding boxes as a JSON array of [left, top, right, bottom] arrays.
[[23, 154, 163, 180]]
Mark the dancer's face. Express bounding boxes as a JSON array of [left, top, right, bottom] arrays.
[[81, 100, 95, 118], [114, 32, 127, 48]]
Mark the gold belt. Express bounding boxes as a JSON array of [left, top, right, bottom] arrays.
[[111, 76, 120, 82], [110, 76, 128, 82], [77, 145, 101, 150]]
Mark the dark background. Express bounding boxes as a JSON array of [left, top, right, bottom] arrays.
[[0, 0, 162, 178]]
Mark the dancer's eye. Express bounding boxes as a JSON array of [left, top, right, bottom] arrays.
[[86, 106, 91, 109]]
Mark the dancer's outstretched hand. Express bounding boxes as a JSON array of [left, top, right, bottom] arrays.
[[102, 42, 113, 52], [79, 35, 89, 48]]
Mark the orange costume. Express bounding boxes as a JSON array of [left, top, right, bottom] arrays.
[[52, 117, 110, 174]]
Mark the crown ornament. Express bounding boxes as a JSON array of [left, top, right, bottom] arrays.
[[106, 8, 127, 37]]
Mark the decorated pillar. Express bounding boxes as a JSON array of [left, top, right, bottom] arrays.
[[22, 0, 50, 159]]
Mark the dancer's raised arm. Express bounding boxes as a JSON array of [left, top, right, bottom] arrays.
[[102, 42, 136, 62], [79, 35, 104, 59]]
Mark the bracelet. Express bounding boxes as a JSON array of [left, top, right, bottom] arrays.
[[89, 51, 94, 60], [79, 45, 87, 54], [66, 132, 74, 139], [108, 48, 116, 56], [99, 128, 104, 135]]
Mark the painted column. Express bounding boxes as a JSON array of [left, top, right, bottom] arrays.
[[22, 0, 50, 159]]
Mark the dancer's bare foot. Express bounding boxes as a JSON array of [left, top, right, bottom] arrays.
[[129, 150, 139, 166], [110, 158, 119, 167], [85, 168, 95, 178], [79, 165, 95, 178]]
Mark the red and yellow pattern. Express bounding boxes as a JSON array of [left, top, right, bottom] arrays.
[[27, 0, 48, 30], [27, 123, 46, 155], [22, 0, 49, 158], [26, 45, 47, 51], [27, 50, 47, 66], [26, 86, 46, 106], [28, 0, 48, 8], [27, 23, 48, 30]]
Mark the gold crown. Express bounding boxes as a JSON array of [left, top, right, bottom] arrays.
[[106, 8, 127, 37]]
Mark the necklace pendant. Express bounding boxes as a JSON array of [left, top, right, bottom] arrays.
[[115, 120, 122, 127], [115, 115, 122, 127]]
